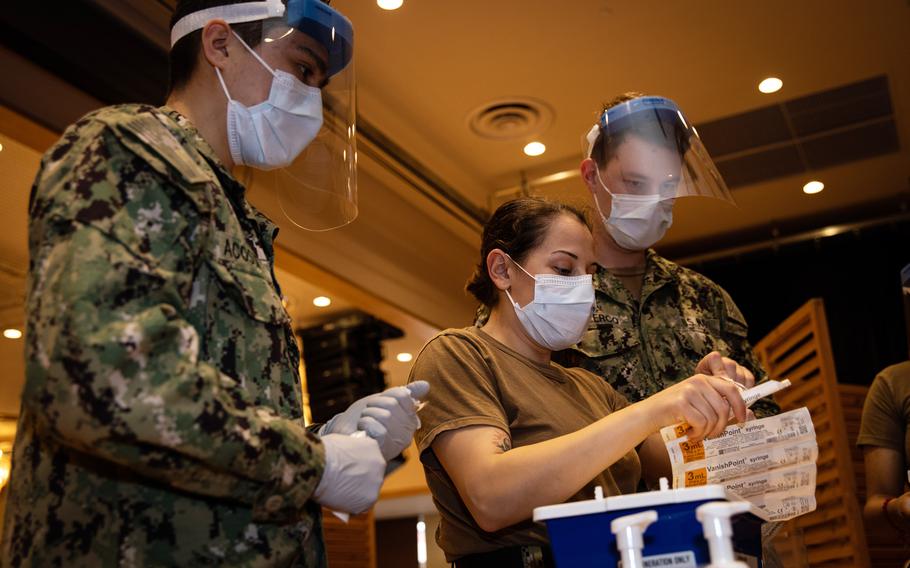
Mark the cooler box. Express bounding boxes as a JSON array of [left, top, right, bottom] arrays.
[[533, 484, 767, 568]]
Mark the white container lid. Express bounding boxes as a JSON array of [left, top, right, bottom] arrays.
[[533, 485, 769, 523]]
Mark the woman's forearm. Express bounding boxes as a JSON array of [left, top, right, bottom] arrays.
[[435, 373, 743, 532], [459, 404, 654, 531]]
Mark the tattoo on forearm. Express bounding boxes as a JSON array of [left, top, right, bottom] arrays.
[[495, 435, 512, 453]]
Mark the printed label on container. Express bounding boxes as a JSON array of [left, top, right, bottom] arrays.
[[663, 408, 814, 457], [618, 550, 696, 568]]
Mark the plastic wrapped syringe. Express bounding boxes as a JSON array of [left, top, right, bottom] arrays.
[[663, 407, 815, 464], [673, 438, 818, 487]]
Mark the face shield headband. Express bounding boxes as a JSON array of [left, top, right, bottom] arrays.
[[170, 0, 353, 78], [585, 97, 689, 161], [171, 0, 358, 231], [584, 96, 734, 204]]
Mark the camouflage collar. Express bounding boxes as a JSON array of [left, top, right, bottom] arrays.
[[645, 248, 678, 280], [158, 105, 234, 180], [593, 249, 681, 305], [641, 249, 682, 301], [158, 105, 278, 250]]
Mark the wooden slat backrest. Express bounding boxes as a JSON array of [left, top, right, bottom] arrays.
[[322, 509, 377, 568], [754, 298, 871, 568]]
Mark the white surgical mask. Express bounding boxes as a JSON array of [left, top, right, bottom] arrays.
[[592, 172, 674, 251], [504, 256, 595, 351], [215, 32, 324, 170]]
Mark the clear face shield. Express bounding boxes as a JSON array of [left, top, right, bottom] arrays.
[[582, 96, 734, 250], [171, 0, 356, 231], [585, 96, 733, 204]]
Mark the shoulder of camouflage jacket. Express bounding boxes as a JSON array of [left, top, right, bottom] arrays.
[[31, 104, 215, 234], [649, 251, 716, 294], [649, 251, 747, 324]]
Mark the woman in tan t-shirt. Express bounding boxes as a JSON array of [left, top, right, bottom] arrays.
[[410, 197, 754, 567]]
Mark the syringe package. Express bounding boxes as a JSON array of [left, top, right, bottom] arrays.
[[673, 439, 818, 487], [663, 407, 815, 464], [662, 399, 818, 521], [721, 462, 816, 498]]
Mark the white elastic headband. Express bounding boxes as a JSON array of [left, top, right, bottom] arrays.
[[170, 0, 286, 47], [585, 124, 600, 158]]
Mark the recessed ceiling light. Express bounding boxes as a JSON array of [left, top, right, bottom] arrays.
[[396, 352, 413, 363], [0, 142, 4, 152], [313, 296, 332, 308], [377, 0, 403, 10], [758, 77, 783, 94], [3, 329, 22, 339], [523, 141, 546, 156], [803, 180, 824, 194]]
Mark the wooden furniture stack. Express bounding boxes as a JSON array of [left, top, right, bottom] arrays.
[[323, 509, 377, 568], [754, 299, 871, 567]]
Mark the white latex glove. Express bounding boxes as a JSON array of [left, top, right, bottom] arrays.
[[359, 381, 430, 460], [312, 433, 385, 514], [321, 381, 431, 461]]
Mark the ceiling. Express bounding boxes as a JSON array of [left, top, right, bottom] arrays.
[[336, 0, 910, 247], [5, 0, 905, 248]]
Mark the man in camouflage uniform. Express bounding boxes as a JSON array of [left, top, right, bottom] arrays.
[[1, 1, 427, 566], [563, 94, 785, 568], [564, 93, 778, 418], [556, 251, 777, 417], [477, 94, 775, 417]]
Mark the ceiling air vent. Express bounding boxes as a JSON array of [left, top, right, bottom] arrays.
[[467, 97, 554, 140]]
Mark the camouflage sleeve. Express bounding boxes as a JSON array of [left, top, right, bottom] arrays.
[[23, 116, 324, 522], [717, 287, 780, 418]]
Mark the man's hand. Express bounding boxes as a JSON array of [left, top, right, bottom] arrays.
[[321, 381, 430, 460], [313, 434, 386, 514], [696, 351, 755, 389]]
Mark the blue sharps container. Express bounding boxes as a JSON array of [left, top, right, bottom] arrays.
[[533, 484, 767, 567]]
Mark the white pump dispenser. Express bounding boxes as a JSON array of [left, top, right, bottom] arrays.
[[695, 501, 751, 568], [610, 510, 658, 568]]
